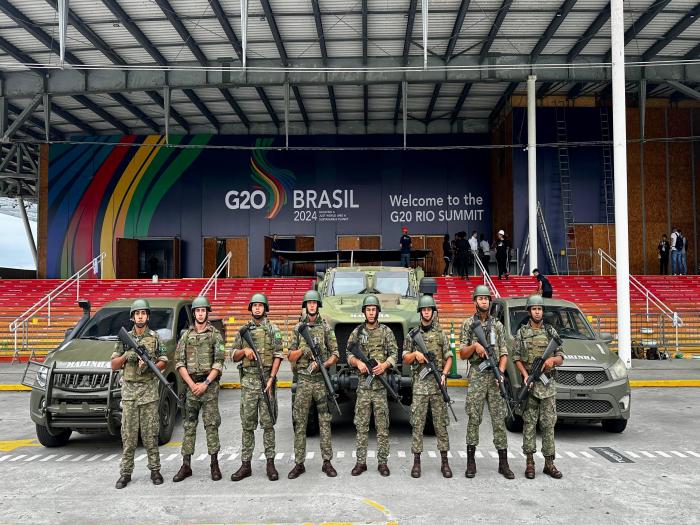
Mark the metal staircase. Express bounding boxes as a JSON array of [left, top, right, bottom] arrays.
[[555, 103, 579, 274]]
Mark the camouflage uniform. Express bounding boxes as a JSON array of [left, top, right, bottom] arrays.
[[460, 315, 509, 449], [513, 323, 563, 456], [347, 323, 397, 464], [404, 322, 452, 454], [111, 327, 166, 475], [175, 323, 226, 455], [231, 318, 283, 461], [290, 315, 339, 463]]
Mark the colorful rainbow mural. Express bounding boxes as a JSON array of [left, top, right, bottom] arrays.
[[48, 135, 212, 278], [250, 138, 296, 219]]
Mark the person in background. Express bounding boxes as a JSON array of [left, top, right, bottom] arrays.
[[271, 234, 281, 277], [658, 234, 670, 275], [400, 227, 412, 268], [442, 234, 452, 277], [455, 232, 469, 279], [468, 231, 479, 275], [532, 268, 553, 298], [679, 229, 688, 275], [479, 234, 490, 274], [494, 230, 511, 280]]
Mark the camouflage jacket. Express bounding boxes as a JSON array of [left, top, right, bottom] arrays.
[[290, 314, 338, 382], [175, 322, 226, 377], [111, 326, 167, 404], [347, 323, 398, 390], [404, 321, 451, 395], [512, 322, 563, 399], [460, 314, 508, 373], [231, 317, 284, 387]]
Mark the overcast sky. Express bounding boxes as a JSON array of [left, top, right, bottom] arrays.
[[0, 214, 37, 270]]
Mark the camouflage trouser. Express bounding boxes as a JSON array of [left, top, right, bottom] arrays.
[[353, 387, 390, 463], [411, 390, 450, 454], [292, 379, 332, 463], [465, 371, 508, 449], [182, 382, 221, 455], [120, 399, 160, 475], [522, 394, 557, 456], [240, 386, 277, 461]]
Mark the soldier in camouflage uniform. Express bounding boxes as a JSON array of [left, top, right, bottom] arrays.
[[287, 290, 339, 479], [111, 299, 167, 489], [230, 293, 284, 482], [459, 284, 514, 479], [513, 294, 564, 479], [403, 294, 453, 479], [173, 296, 226, 482], [347, 295, 397, 477]]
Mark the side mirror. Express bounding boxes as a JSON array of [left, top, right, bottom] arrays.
[[599, 332, 613, 343]]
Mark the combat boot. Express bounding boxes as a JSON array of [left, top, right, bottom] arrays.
[[230, 460, 252, 482], [377, 463, 390, 477], [543, 455, 563, 479], [465, 445, 477, 478], [525, 453, 535, 479], [411, 453, 421, 478], [172, 454, 192, 482], [266, 459, 279, 481], [150, 470, 164, 485], [351, 462, 367, 476], [440, 451, 453, 478], [497, 449, 515, 479], [115, 474, 131, 489], [210, 453, 222, 481], [287, 463, 305, 479], [321, 460, 337, 477]]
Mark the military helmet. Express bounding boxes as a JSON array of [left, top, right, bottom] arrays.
[[472, 284, 492, 300], [526, 294, 545, 309], [130, 299, 151, 316], [362, 294, 382, 313], [191, 296, 212, 312], [417, 294, 437, 313], [302, 290, 323, 309], [248, 293, 269, 312]]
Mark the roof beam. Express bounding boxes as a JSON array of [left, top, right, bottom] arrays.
[[2, 94, 42, 142], [425, 84, 441, 122], [445, 0, 470, 63], [666, 81, 700, 101], [7, 102, 64, 140], [479, 0, 513, 63], [450, 82, 473, 124], [108, 93, 159, 133], [567, 3, 610, 61], [260, 0, 289, 66], [145, 91, 189, 133], [530, 0, 577, 61], [218, 89, 250, 128], [182, 89, 219, 131], [362, 0, 368, 64], [311, 0, 339, 128], [73, 95, 130, 135], [490, 82, 517, 123], [603, 0, 672, 63], [394, 1, 418, 126], [642, 3, 700, 61], [101, 0, 168, 65], [209, 0, 243, 59], [291, 86, 309, 128], [256, 88, 280, 128]]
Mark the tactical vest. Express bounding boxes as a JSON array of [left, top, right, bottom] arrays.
[[240, 320, 276, 370], [520, 325, 552, 370], [122, 329, 159, 383], [411, 323, 447, 372], [296, 319, 331, 376], [181, 326, 218, 375]]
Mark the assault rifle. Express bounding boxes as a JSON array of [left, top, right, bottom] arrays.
[[409, 328, 458, 422], [298, 323, 342, 416], [516, 329, 562, 405], [117, 327, 183, 408], [471, 320, 516, 420], [239, 325, 278, 425]]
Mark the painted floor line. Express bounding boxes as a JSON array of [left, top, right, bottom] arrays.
[[639, 451, 655, 458], [654, 451, 672, 458], [624, 451, 640, 459]]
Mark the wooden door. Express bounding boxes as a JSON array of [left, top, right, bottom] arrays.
[[203, 237, 217, 277], [337, 235, 359, 266], [264, 236, 273, 268], [172, 237, 181, 278], [294, 236, 315, 276], [425, 235, 444, 276], [226, 237, 249, 277], [115, 238, 138, 278]]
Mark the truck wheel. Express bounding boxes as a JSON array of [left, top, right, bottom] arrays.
[[505, 414, 524, 433], [35, 423, 71, 447], [157, 383, 178, 445], [602, 418, 627, 433]]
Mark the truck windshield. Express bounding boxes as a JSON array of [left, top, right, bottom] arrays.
[[374, 271, 413, 296], [78, 308, 174, 339], [509, 306, 596, 339], [328, 272, 366, 295]]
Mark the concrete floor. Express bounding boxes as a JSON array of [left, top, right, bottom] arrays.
[[0, 387, 699, 524]]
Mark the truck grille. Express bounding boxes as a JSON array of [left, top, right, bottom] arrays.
[[555, 370, 609, 387], [557, 399, 613, 415], [334, 323, 405, 362], [53, 372, 111, 392]]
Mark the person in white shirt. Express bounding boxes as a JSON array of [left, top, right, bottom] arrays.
[[468, 231, 479, 275], [670, 227, 680, 275], [479, 234, 491, 273]]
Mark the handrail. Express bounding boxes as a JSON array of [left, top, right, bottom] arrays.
[[199, 251, 232, 300], [9, 252, 106, 362], [9, 252, 105, 333], [597, 249, 682, 327], [473, 251, 501, 299]]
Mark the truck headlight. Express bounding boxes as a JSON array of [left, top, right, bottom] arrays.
[[609, 358, 628, 381], [36, 367, 48, 388], [619, 394, 630, 411]]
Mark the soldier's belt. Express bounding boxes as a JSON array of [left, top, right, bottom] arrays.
[[190, 373, 218, 382]]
